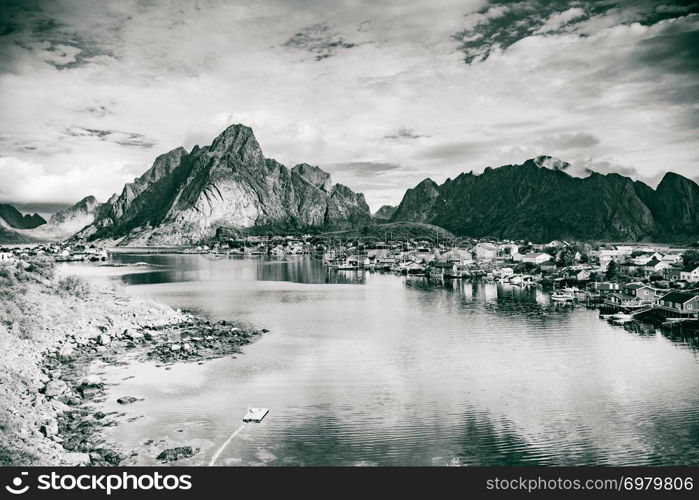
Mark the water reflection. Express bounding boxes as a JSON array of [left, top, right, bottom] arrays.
[[67, 254, 699, 466]]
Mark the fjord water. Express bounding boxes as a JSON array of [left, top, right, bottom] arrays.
[[71, 255, 699, 466]]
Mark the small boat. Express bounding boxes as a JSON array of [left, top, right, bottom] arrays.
[[551, 291, 575, 301], [337, 263, 358, 270], [243, 406, 269, 423], [609, 313, 634, 324]]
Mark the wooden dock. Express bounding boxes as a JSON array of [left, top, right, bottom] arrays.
[[243, 407, 269, 423]]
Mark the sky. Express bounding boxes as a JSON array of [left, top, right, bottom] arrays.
[[0, 0, 697, 216]]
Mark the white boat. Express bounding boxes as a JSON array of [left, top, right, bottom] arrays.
[[551, 291, 575, 301], [337, 263, 358, 270], [609, 312, 634, 324]]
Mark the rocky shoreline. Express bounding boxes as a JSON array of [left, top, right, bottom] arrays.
[[0, 261, 265, 466]]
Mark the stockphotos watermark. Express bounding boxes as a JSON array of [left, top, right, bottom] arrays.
[[4, 471, 192, 495]]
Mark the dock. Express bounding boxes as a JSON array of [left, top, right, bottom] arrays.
[[243, 407, 269, 423]]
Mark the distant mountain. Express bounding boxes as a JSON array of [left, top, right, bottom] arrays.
[[372, 205, 396, 220], [75, 124, 371, 246], [390, 156, 699, 243], [0, 204, 46, 229], [0, 217, 41, 244], [49, 195, 105, 234]]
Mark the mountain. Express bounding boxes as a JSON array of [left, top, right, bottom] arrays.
[[75, 124, 371, 245], [49, 195, 105, 234], [372, 205, 396, 220], [390, 156, 699, 242], [0, 217, 42, 244], [0, 204, 46, 229]]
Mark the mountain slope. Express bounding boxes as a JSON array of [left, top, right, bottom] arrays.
[[391, 156, 699, 242], [0, 204, 46, 229], [76, 124, 371, 246], [372, 205, 396, 220]]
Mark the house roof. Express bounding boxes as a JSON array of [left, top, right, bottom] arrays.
[[659, 291, 699, 304], [609, 293, 639, 301], [645, 259, 661, 266], [682, 265, 699, 272]]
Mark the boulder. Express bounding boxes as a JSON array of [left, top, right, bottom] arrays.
[[63, 452, 91, 466], [116, 396, 140, 405], [44, 380, 69, 398], [98, 334, 111, 346], [156, 446, 200, 463], [40, 419, 59, 437], [59, 343, 75, 361], [80, 375, 103, 387]]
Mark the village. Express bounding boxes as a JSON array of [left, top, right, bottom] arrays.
[[2, 235, 699, 330]]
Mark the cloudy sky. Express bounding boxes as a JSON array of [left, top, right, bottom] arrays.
[[0, 0, 697, 216]]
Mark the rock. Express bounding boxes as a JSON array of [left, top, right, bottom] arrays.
[[124, 329, 143, 341], [170, 343, 181, 352], [44, 380, 69, 398], [63, 452, 91, 466], [182, 343, 193, 352], [98, 334, 111, 346], [117, 396, 140, 405], [40, 420, 59, 437], [51, 400, 72, 414], [261, 328, 269, 333], [95, 346, 107, 353], [59, 343, 75, 361], [80, 375, 103, 387], [156, 446, 200, 463]]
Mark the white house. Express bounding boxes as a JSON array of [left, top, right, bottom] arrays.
[[522, 253, 552, 265], [475, 242, 497, 261], [441, 249, 473, 264], [662, 254, 682, 264], [680, 265, 699, 283]]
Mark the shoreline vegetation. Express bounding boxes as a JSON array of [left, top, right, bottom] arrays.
[[0, 258, 265, 466]]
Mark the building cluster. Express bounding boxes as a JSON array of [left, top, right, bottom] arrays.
[[0, 243, 108, 264]]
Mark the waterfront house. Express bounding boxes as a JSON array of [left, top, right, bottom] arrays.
[[604, 292, 645, 309], [511, 252, 523, 262], [475, 242, 498, 261], [623, 283, 662, 304], [655, 291, 699, 318], [441, 249, 473, 264], [590, 282, 622, 296], [680, 265, 699, 283], [521, 253, 552, 265]]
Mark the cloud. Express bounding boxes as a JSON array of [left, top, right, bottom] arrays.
[[538, 132, 600, 150], [0, 0, 697, 213], [382, 128, 427, 140], [64, 127, 155, 148], [283, 23, 356, 61]]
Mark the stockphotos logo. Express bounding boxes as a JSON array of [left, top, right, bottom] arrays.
[[4, 471, 193, 496], [5, 472, 29, 495]]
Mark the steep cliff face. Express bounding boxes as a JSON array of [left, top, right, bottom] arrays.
[[76, 124, 371, 245], [389, 179, 440, 224], [391, 157, 699, 242], [0, 204, 46, 229]]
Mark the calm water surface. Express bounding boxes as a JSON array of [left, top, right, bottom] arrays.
[[64, 254, 699, 466]]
